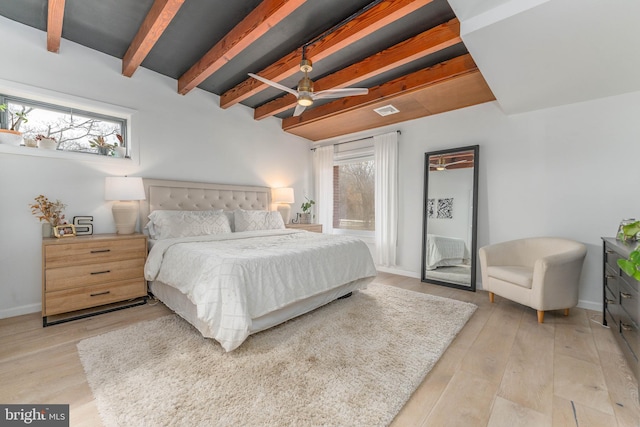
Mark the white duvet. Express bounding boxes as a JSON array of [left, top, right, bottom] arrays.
[[145, 229, 377, 351], [425, 234, 470, 270]]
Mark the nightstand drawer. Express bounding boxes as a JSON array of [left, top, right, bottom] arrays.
[[44, 278, 147, 316], [45, 258, 145, 292], [45, 237, 146, 268]]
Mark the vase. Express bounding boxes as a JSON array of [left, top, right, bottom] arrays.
[[98, 146, 112, 156], [0, 129, 23, 146], [38, 138, 58, 150], [297, 213, 311, 224], [42, 222, 53, 238]]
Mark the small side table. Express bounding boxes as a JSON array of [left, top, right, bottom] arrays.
[[286, 223, 323, 233]]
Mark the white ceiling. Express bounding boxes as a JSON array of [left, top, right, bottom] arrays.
[[447, 0, 640, 114]]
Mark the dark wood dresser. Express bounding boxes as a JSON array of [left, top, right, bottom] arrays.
[[602, 237, 639, 388]]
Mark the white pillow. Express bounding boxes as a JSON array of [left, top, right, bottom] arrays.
[[146, 210, 230, 240], [233, 209, 285, 232]]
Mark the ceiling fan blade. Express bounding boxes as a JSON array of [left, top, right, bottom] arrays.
[[312, 88, 369, 99], [248, 73, 298, 97], [293, 104, 307, 116]]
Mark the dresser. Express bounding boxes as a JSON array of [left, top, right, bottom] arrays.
[[42, 233, 148, 326], [286, 223, 323, 233], [602, 237, 639, 386]]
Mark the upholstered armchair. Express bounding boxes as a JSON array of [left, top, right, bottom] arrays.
[[478, 237, 587, 323]]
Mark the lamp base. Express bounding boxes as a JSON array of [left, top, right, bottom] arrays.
[[112, 201, 139, 234], [276, 204, 291, 224]]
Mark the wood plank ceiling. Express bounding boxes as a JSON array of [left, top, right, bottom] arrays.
[[10, 0, 495, 141]]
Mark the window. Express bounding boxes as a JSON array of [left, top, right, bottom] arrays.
[[333, 139, 375, 232], [0, 94, 126, 155]]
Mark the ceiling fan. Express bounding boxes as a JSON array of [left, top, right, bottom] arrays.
[[429, 157, 469, 171], [249, 58, 369, 116]]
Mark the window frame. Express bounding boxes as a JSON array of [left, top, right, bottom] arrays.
[[0, 78, 137, 164]]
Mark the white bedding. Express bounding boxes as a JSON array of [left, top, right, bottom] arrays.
[[145, 229, 377, 351], [425, 234, 470, 271]]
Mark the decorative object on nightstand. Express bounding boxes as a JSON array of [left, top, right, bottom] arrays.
[[617, 219, 640, 242], [105, 176, 146, 234], [42, 233, 148, 326], [273, 187, 295, 224], [293, 196, 315, 224], [29, 194, 67, 237]]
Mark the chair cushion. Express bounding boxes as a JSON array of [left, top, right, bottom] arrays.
[[487, 266, 533, 289]]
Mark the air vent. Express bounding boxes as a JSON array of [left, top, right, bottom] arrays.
[[373, 105, 400, 116]]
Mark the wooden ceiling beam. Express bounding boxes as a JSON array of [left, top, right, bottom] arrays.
[[282, 54, 479, 130], [177, 0, 307, 95], [122, 0, 186, 77], [254, 18, 460, 120], [46, 0, 66, 53], [220, 0, 434, 109]]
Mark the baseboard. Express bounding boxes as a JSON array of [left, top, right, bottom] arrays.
[[376, 266, 420, 279], [0, 303, 41, 320], [577, 299, 602, 312]]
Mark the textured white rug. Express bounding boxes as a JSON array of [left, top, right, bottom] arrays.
[[77, 283, 476, 427]]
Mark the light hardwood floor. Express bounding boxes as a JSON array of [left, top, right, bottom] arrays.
[[1, 272, 638, 426]]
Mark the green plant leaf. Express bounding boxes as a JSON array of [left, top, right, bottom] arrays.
[[622, 221, 640, 238], [629, 250, 640, 264], [618, 259, 636, 277]]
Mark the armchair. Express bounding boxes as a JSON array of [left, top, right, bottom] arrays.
[[479, 237, 587, 323]]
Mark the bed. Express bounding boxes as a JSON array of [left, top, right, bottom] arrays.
[[141, 179, 377, 352], [425, 234, 470, 271]]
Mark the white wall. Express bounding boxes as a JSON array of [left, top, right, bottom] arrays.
[[0, 17, 312, 318], [319, 90, 640, 310]]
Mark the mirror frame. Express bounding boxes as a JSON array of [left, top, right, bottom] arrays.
[[421, 145, 479, 291]]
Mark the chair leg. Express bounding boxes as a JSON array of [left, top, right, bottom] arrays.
[[489, 292, 494, 303], [564, 308, 570, 316], [537, 311, 545, 323]]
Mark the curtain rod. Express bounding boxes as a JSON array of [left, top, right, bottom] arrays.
[[310, 130, 400, 151]]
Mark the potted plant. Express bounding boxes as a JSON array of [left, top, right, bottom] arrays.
[[114, 134, 126, 158], [29, 195, 67, 237], [89, 135, 115, 155], [0, 103, 29, 146], [35, 134, 58, 150], [297, 197, 315, 224]]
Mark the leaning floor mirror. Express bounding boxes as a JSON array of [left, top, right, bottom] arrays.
[[421, 145, 479, 291]]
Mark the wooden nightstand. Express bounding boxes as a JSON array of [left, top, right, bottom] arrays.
[[42, 233, 148, 326], [286, 223, 323, 233]]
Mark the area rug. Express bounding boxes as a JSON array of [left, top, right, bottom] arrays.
[[77, 283, 476, 427]]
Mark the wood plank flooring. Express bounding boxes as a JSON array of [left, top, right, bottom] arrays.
[[1, 272, 638, 426]]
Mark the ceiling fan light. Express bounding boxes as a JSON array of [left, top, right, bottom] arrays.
[[298, 93, 313, 107]]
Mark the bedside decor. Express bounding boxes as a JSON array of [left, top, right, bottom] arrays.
[[293, 196, 314, 224], [73, 216, 94, 235], [29, 195, 67, 237], [105, 176, 146, 234], [617, 218, 640, 241], [272, 187, 294, 224], [53, 224, 76, 238]]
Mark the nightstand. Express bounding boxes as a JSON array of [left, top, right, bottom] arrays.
[[42, 233, 148, 326], [286, 223, 323, 233]]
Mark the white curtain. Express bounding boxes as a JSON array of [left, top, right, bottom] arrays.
[[313, 145, 334, 233], [374, 131, 398, 266]]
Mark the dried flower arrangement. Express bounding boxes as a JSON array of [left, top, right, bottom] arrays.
[[29, 195, 67, 226]]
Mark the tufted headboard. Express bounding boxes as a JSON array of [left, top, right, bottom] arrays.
[[140, 178, 272, 228]]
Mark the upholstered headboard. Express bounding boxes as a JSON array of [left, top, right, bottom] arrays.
[[140, 178, 272, 228]]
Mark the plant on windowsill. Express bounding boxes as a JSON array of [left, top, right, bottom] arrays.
[[0, 103, 29, 146], [89, 135, 116, 156], [35, 134, 58, 150]]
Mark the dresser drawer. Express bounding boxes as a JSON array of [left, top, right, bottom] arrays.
[[619, 309, 639, 362], [44, 278, 147, 316], [604, 279, 619, 327], [45, 258, 145, 292], [45, 237, 146, 268], [605, 247, 623, 273], [619, 276, 639, 327]]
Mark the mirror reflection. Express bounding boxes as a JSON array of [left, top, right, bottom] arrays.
[[421, 145, 479, 291]]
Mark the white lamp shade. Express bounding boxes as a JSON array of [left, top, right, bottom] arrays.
[[272, 187, 294, 204], [105, 176, 146, 201], [105, 177, 145, 234]]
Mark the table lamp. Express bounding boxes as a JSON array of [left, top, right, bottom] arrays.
[[273, 187, 294, 224], [105, 176, 146, 234]]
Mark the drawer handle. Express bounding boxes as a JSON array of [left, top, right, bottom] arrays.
[[605, 249, 614, 254], [605, 298, 616, 304], [90, 270, 111, 275], [605, 275, 617, 280], [90, 291, 111, 297], [621, 323, 634, 331], [620, 292, 632, 299], [91, 249, 111, 254]]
